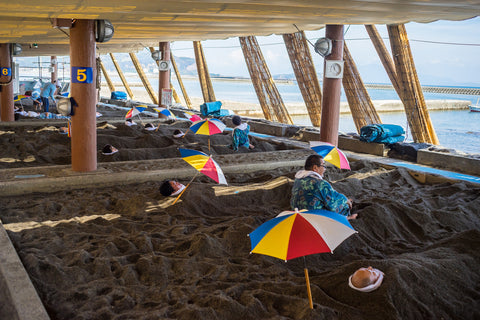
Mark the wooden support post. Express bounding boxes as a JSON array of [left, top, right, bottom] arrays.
[[171, 54, 192, 108], [109, 53, 134, 99], [148, 47, 181, 105], [70, 19, 97, 172], [99, 57, 115, 92], [129, 52, 158, 104], [51, 56, 58, 84], [320, 25, 344, 146], [283, 31, 322, 127], [159, 42, 171, 107], [0, 44, 14, 122], [365, 25, 402, 95], [239, 36, 293, 124], [193, 41, 216, 103], [387, 24, 439, 144], [342, 42, 382, 132]]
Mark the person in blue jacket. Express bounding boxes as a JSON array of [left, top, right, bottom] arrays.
[[40, 80, 59, 113], [291, 154, 357, 220], [231, 115, 254, 151]]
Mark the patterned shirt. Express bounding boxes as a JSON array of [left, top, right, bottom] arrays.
[[232, 123, 250, 151], [290, 170, 350, 216]]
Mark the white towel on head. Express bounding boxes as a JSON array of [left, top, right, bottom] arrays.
[[348, 269, 384, 292]]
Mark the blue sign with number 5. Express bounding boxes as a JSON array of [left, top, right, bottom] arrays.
[[1, 67, 11, 76], [71, 67, 93, 83]]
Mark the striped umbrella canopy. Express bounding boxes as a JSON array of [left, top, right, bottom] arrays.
[[249, 208, 356, 261], [14, 94, 29, 102], [154, 107, 176, 119], [310, 141, 350, 170], [189, 118, 226, 135], [183, 111, 202, 122], [125, 105, 147, 119], [179, 148, 227, 185]]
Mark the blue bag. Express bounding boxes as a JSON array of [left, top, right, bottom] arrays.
[[200, 101, 222, 116], [111, 91, 127, 100], [360, 124, 405, 144]]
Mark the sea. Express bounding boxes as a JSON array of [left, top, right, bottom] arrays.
[[167, 78, 480, 154], [93, 73, 479, 154]]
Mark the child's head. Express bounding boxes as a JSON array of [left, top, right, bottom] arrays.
[[232, 115, 242, 126]]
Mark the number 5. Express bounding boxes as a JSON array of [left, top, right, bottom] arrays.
[[76, 69, 87, 82]]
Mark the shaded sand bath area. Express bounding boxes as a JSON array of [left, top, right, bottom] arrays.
[[1, 104, 480, 319], [1, 1, 480, 319]]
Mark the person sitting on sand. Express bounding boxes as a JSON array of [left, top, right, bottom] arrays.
[[349, 266, 384, 292], [102, 144, 118, 155], [159, 180, 186, 197], [173, 129, 185, 139], [291, 154, 357, 219], [231, 115, 254, 151]]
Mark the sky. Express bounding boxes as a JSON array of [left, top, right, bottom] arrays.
[[169, 17, 480, 87]]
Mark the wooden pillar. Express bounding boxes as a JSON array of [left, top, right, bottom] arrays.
[[239, 36, 293, 124], [51, 56, 58, 83], [109, 53, 134, 99], [342, 42, 382, 132], [320, 25, 344, 146], [193, 41, 216, 102], [99, 58, 115, 92], [0, 44, 14, 122], [70, 19, 97, 172], [159, 42, 171, 107], [283, 31, 322, 127], [388, 24, 439, 144], [130, 52, 158, 104], [171, 54, 191, 107]]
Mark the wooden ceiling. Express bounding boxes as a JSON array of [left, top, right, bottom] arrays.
[[1, 0, 479, 56]]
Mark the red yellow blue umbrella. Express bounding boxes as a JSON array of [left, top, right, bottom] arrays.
[[125, 105, 147, 119], [189, 118, 226, 151], [189, 118, 226, 135], [310, 141, 350, 170], [179, 148, 227, 185], [249, 208, 357, 308], [154, 107, 176, 119]]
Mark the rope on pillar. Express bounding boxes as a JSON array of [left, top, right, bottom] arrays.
[[129, 52, 158, 105], [239, 36, 293, 124], [193, 41, 216, 103], [387, 24, 439, 144], [283, 31, 322, 127], [342, 42, 382, 132], [109, 53, 134, 99]]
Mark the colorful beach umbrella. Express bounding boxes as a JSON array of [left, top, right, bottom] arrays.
[[183, 111, 202, 122], [154, 107, 176, 119], [179, 148, 227, 185], [249, 208, 357, 309], [310, 141, 350, 170], [189, 118, 226, 135], [125, 105, 147, 119], [14, 94, 29, 102]]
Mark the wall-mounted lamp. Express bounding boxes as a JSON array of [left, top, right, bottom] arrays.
[[12, 43, 22, 55], [314, 37, 332, 57], [95, 20, 114, 43], [151, 50, 161, 62]]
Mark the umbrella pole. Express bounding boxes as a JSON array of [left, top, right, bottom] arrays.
[[137, 114, 145, 126], [208, 138, 211, 152], [304, 268, 314, 310], [303, 256, 313, 309], [172, 172, 198, 205]]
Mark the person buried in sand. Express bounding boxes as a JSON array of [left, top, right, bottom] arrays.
[[291, 154, 357, 220], [231, 115, 254, 151], [349, 266, 385, 292], [159, 180, 186, 197]]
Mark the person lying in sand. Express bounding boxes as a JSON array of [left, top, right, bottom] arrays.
[[348, 266, 385, 292], [102, 144, 118, 155], [159, 180, 186, 197], [231, 115, 254, 151], [125, 118, 137, 126], [291, 154, 357, 220], [144, 123, 156, 131], [173, 129, 185, 139]]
